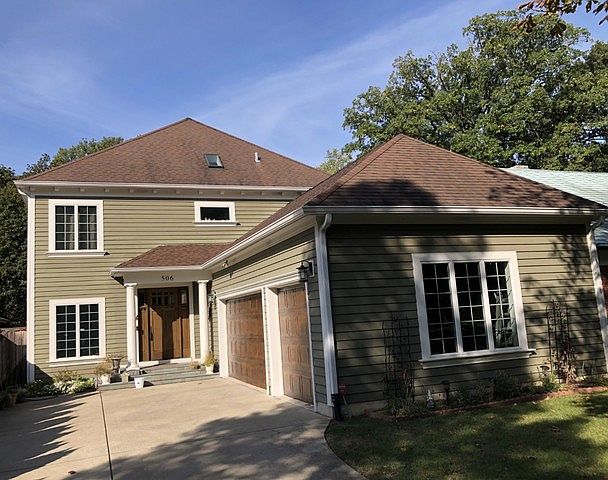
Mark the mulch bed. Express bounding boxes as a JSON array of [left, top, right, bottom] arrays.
[[365, 385, 608, 422]]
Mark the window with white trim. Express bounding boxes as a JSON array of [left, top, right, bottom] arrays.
[[413, 252, 527, 359], [50, 298, 105, 361], [49, 200, 103, 252], [194, 201, 236, 225]]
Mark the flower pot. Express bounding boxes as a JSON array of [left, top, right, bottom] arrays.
[[7, 393, 18, 408], [134, 376, 145, 389], [110, 357, 122, 373], [100, 374, 111, 385], [205, 365, 214, 374]]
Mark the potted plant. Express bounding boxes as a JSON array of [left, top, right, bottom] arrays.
[[203, 351, 215, 374], [94, 358, 113, 385], [6, 387, 20, 407]]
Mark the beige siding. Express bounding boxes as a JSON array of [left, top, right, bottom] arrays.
[[33, 197, 288, 379], [327, 224, 607, 406], [212, 230, 326, 405]]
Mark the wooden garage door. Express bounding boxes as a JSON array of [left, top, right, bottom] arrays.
[[278, 286, 313, 403], [226, 294, 267, 389]]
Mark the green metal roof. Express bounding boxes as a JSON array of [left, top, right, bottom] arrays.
[[505, 167, 608, 246]]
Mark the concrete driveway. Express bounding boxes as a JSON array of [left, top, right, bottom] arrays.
[[0, 379, 363, 479]]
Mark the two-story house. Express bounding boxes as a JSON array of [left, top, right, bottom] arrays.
[[16, 118, 327, 385]]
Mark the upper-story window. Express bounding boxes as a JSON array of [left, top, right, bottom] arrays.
[[48, 200, 104, 253], [412, 251, 528, 361], [204, 153, 223, 168], [194, 201, 236, 226]]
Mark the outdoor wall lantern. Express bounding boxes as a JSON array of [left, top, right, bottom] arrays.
[[297, 260, 314, 283], [207, 291, 217, 306]]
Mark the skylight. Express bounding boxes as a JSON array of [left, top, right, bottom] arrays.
[[204, 153, 223, 168]]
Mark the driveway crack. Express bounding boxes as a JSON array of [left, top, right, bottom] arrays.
[[99, 392, 114, 480]]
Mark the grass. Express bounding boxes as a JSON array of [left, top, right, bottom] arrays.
[[326, 392, 608, 480]]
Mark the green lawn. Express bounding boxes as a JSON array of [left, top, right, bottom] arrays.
[[326, 392, 608, 480]]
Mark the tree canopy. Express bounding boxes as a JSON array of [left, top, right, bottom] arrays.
[[319, 148, 352, 174], [0, 136, 123, 324], [518, 0, 608, 35], [24, 136, 123, 177], [342, 11, 608, 171]]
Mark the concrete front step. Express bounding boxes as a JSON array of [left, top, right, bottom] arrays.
[[98, 368, 219, 391]]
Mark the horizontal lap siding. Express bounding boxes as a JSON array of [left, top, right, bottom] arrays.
[[328, 224, 606, 405], [34, 197, 287, 379], [212, 230, 326, 405]]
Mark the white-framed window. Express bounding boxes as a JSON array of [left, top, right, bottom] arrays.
[[412, 251, 529, 362], [49, 297, 106, 362], [194, 201, 236, 226], [48, 199, 104, 254]]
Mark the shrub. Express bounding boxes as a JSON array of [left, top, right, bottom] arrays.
[[454, 380, 490, 407], [492, 371, 522, 400], [542, 371, 561, 392], [24, 380, 60, 397], [52, 370, 80, 383], [93, 358, 113, 376], [384, 398, 430, 417]]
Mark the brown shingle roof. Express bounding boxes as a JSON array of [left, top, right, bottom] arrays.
[[234, 134, 603, 244], [22, 118, 328, 187], [114, 243, 231, 270]]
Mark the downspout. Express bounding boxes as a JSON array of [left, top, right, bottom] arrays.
[[587, 216, 608, 372], [314, 213, 339, 409]]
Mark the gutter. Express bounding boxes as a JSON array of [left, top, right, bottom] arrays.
[[14, 180, 310, 192], [302, 205, 607, 216], [201, 208, 306, 270]]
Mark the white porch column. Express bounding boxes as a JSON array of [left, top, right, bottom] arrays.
[[198, 280, 210, 360], [125, 282, 139, 371]]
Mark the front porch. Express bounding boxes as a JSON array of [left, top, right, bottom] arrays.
[[110, 243, 231, 374], [99, 362, 219, 391]]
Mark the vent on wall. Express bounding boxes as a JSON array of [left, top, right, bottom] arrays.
[[204, 153, 223, 168]]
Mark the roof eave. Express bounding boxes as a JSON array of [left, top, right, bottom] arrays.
[[301, 205, 607, 216], [14, 180, 311, 191], [201, 208, 307, 270]]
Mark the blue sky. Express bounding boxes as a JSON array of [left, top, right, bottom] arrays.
[[1, 1, 605, 173]]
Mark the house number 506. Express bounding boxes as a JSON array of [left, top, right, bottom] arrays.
[[161, 275, 174, 282]]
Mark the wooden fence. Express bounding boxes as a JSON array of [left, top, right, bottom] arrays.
[[0, 327, 27, 388]]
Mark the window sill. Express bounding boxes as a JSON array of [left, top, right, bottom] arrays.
[[47, 250, 107, 258], [418, 348, 536, 369], [193, 221, 238, 227], [49, 356, 105, 366]]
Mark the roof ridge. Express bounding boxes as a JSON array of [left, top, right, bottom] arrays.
[[22, 118, 192, 181], [312, 134, 406, 205], [185, 117, 325, 176]]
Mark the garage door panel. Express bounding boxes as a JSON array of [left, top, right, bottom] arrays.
[[279, 286, 313, 403], [226, 294, 267, 389]]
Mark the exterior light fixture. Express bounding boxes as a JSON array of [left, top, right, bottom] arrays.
[[297, 260, 314, 283], [207, 291, 217, 305]]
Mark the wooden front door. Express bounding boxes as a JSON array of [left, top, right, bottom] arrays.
[[226, 294, 267, 389], [138, 287, 190, 362], [278, 286, 313, 403]]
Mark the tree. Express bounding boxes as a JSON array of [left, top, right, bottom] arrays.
[[24, 136, 123, 177], [0, 136, 123, 325], [342, 11, 608, 171], [518, 1, 608, 35], [0, 166, 27, 324], [319, 148, 353, 174]]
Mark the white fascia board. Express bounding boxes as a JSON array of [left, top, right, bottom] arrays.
[[110, 265, 205, 276], [14, 180, 310, 192], [302, 205, 607, 216], [201, 208, 306, 270]]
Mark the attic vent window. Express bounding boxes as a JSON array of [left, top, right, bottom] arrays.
[[204, 153, 223, 168]]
